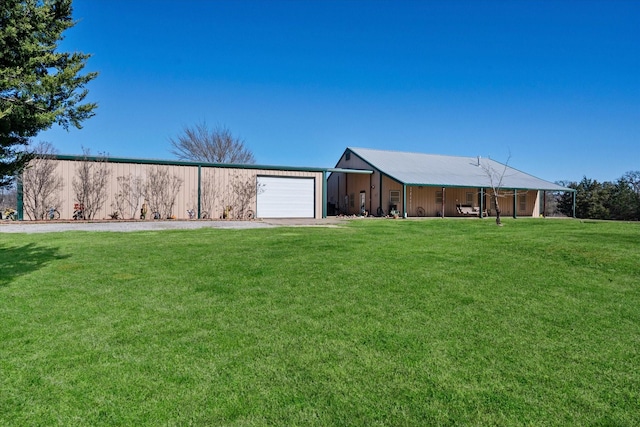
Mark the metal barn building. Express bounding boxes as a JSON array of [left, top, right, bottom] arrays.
[[17, 148, 574, 221], [19, 155, 327, 220], [327, 147, 573, 218]]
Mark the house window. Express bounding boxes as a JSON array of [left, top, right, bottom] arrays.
[[519, 194, 527, 212], [349, 193, 355, 208], [466, 192, 474, 205], [435, 190, 443, 204], [389, 190, 400, 206]]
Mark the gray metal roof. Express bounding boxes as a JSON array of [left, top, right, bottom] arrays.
[[348, 147, 572, 191]]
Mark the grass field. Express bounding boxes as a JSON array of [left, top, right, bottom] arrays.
[[1, 219, 639, 426]]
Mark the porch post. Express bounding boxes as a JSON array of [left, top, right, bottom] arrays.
[[442, 187, 445, 218], [379, 173, 383, 216], [17, 178, 24, 221], [197, 165, 202, 219], [322, 170, 327, 218], [480, 188, 484, 218], [402, 184, 407, 218], [345, 173, 348, 214], [337, 176, 340, 215], [513, 189, 517, 218]]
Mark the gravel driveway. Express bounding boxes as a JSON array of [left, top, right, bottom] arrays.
[[0, 218, 347, 233]]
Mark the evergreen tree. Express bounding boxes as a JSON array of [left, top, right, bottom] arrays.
[[0, 0, 97, 187], [609, 176, 640, 221], [573, 177, 612, 219]]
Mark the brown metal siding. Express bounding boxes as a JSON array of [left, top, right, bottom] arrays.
[[203, 167, 322, 219], [382, 176, 402, 215], [406, 186, 441, 217], [327, 172, 342, 211], [328, 151, 378, 215], [28, 159, 323, 220], [337, 151, 371, 170], [345, 173, 370, 215]]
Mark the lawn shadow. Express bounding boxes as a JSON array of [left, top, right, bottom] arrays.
[[0, 243, 69, 287]]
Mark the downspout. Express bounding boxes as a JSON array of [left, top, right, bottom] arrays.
[[17, 177, 24, 220], [322, 170, 327, 218], [368, 172, 372, 216], [197, 165, 202, 219], [543, 190, 546, 217], [513, 189, 517, 219], [379, 173, 383, 215], [442, 187, 445, 218], [480, 188, 484, 218]]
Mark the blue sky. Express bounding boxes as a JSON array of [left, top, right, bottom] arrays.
[[39, 0, 639, 183]]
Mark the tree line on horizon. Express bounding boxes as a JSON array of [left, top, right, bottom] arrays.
[[552, 171, 640, 221]]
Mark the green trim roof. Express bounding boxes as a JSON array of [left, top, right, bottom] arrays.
[[347, 147, 573, 192], [48, 154, 326, 173]]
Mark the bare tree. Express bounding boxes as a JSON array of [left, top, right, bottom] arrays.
[[169, 122, 255, 164], [143, 166, 183, 219], [21, 141, 64, 220], [72, 148, 111, 220], [479, 154, 511, 226], [199, 177, 218, 219], [219, 173, 263, 219], [623, 171, 640, 195], [0, 185, 17, 211], [112, 174, 144, 219], [543, 190, 560, 217]]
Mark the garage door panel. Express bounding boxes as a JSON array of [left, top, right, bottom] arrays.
[[257, 176, 315, 218]]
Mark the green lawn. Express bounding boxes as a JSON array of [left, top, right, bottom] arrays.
[[1, 219, 639, 426]]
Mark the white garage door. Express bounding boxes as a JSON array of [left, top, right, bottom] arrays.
[[257, 176, 315, 218]]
